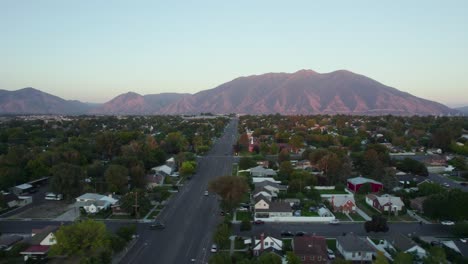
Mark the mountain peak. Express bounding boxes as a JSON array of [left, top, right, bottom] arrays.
[[294, 69, 318, 75]]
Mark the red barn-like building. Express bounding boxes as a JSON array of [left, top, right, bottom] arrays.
[[347, 176, 383, 193]]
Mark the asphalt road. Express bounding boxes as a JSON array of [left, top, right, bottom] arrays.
[[234, 222, 454, 239], [427, 173, 468, 192], [120, 118, 239, 264]]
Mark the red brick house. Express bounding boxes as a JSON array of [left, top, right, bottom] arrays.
[[293, 235, 328, 264], [328, 195, 356, 213], [347, 176, 383, 193]]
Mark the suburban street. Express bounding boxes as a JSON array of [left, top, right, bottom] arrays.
[[119, 118, 239, 264], [427, 173, 468, 192]]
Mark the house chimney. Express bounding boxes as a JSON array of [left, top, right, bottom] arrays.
[[260, 233, 265, 252]]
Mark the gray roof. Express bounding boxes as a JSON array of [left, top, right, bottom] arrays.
[[256, 201, 291, 213], [76, 193, 105, 201], [30, 226, 58, 245], [347, 176, 382, 185], [254, 181, 287, 191], [254, 194, 271, 204], [0, 235, 23, 247], [337, 233, 375, 252], [386, 233, 418, 252]]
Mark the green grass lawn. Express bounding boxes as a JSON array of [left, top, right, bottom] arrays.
[[448, 176, 465, 182], [108, 214, 133, 219], [326, 239, 336, 250], [301, 210, 319, 216], [349, 213, 366, 221], [333, 212, 350, 220], [236, 211, 252, 221], [318, 189, 349, 195], [386, 213, 415, 222], [148, 210, 160, 219], [355, 195, 380, 217], [282, 239, 292, 251]]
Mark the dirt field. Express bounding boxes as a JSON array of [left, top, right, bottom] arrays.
[[10, 201, 71, 219]]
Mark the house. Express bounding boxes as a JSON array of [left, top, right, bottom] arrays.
[[244, 234, 283, 256], [253, 181, 287, 199], [249, 166, 277, 177], [146, 174, 165, 189], [1, 192, 32, 209], [366, 194, 404, 215], [75, 193, 118, 214], [254, 195, 292, 218], [336, 233, 375, 262], [410, 196, 428, 213], [151, 164, 173, 177], [327, 195, 356, 213], [20, 226, 58, 261], [381, 233, 427, 259], [317, 207, 333, 217], [347, 176, 383, 193], [10, 183, 34, 195], [0, 235, 23, 251], [252, 177, 281, 184], [293, 235, 328, 263]]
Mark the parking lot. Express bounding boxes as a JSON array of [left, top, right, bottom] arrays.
[[9, 200, 70, 219]]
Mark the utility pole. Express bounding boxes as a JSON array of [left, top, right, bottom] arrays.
[[134, 191, 139, 219]]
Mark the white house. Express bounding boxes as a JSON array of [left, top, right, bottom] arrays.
[[152, 164, 173, 176], [75, 193, 118, 214], [336, 233, 375, 262], [244, 234, 283, 256], [249, 166, 277, 177], [366, 194, 404, 214], [252, 177, 281, 184], [21, 226, 58, 261]]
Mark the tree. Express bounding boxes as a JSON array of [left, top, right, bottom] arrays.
[[120, 189, 151, 217], [209, 252, 232, 264], [278, 161, 294, 182], [239, 157, 257, 170], [105, 165, 128, 193], [364, 215, 389, 233], [208, 176, 249, 211], [289, 135, 304, 152], [285, 252, 301, 264], [278, 148, 290, 163], [394, 252, 413, 264], [373, 251, 389, 264], [212, 223, 231, 249], [240, 219, 251, 231], [163, 132, 188, 154], [179, 161, 196, 176], [257, 252, 281, 264], [50, 163, 84, 200], [238, 133, 250, 151], [424, 247, 448, 264], [50, 220, 110, 260]]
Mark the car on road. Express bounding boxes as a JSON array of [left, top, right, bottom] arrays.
[[210, 244, 217, 253], [329, 219, 340, 225], [460, 182, 467, 186], [45, 192, 63, 201], [149, 221, 165, 230], [281, 231, 294, 237], [204, 191, 209, 196], [442, 182, 450, 188], [441, 220, 455, 225], [295, 231, 306, 236], [327, 249, 336, 260], [253, 220, 265, 225], [431, 241, 441, 246], [460, 238, 467, 243]]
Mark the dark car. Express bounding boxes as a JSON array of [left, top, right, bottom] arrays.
[[295, 231, 306, 236], [281, 231, 294, 237], [149, 222, 165, 230], [430, 241, 441, 246], [253, 220, 265, 225]]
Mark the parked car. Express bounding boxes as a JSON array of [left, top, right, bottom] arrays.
[[149, 221, 165, 230], [204, 191, 209, 196], [460, 238, 467, 243], [45, 193, 63, 201], [210, 244, 218, 253], [281, 231, 294, 237], [442, 182, 450, 188], [295, 231, 306, 236], [431, 241, 441, 246], [441, 220, 455, 225], [253, 220, 265, 225], [327, 249, 336, 259], [329, 219, 340, 225]]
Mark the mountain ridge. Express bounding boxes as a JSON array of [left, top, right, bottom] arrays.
[[0, 70, 459, 116]]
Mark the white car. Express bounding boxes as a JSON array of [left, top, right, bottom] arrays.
[[204, 191, 209, 196], [329, 219, 340, 225], [210, 244, 217, 253], [327, 249, 335, 259], [441, 220, 455, 225], [460, 238, 467, 243]]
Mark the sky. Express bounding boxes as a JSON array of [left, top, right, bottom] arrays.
[[0, 1, 467, 106]]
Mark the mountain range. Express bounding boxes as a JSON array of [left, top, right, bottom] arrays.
[[0, 70, 460, 116]]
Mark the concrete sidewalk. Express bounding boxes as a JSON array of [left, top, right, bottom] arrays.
[[355, 207, 371, 221]]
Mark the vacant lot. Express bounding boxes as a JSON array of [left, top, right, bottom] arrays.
[[11, 201, 70, 219]]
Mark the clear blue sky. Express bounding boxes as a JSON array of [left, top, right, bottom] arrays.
[[1, 0, 467, 105]]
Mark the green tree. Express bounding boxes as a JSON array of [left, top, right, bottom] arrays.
[[208, 176, 249, 211], [285, 252, 301, 264], [278, 148, 290, 163], [373, 251, 389, 264], [180, 161, 196, 176], [212, 223, 231, 249], [163, 132, 188, 154], [257, 252, 281, 264], [424, 247, 448, 264], [105, 165, 129, 193], [394, 252, 413, 264], [50, 163, 84, 200], [209, 252, 232, 264], [50, 220, 110, 260], [239, 157, 257, 170]]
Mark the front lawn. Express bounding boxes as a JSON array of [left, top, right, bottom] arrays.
[[234, 237, 246, 250], [333, 212, 350, 221], [301, 211, 319, 217], [109, 214, 133, 219], [355, 195, 380, 217], [326, 239, 336, 250], [386, 213, 415, 222], [349, 213, 366, 221], [448, 176, 465, 182], [282, 239, 292, 251], [236, 211, 252, 221]]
